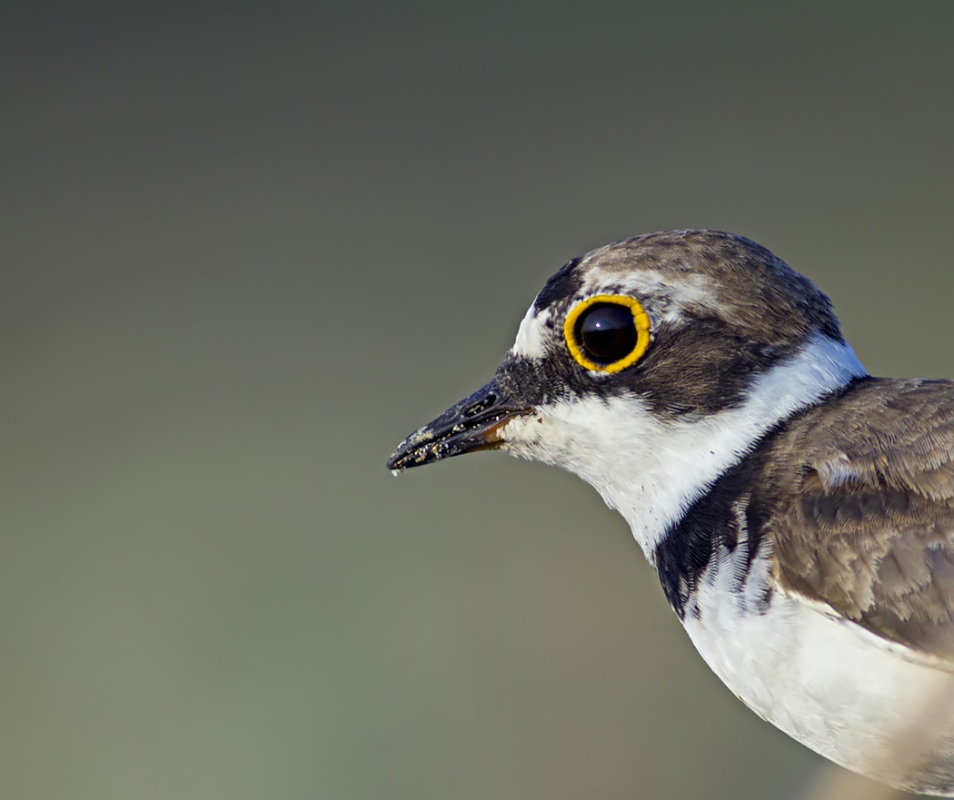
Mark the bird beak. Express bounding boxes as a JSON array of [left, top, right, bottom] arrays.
[[387, 376, 534, 472]]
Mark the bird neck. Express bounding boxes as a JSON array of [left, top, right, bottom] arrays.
[[589, 334, 868, 560]]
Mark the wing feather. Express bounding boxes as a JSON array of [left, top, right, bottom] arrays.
[[768, 379, 954, 661]]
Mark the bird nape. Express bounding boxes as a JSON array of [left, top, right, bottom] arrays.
[[388, 229, 954, 797]]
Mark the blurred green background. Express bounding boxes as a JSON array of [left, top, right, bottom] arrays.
[[3, 3, 953, 799]]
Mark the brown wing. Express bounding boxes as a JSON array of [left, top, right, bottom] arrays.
[[767, 378, 954, 661]]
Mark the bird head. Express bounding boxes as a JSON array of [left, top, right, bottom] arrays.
[[388, 230, 865, 553]]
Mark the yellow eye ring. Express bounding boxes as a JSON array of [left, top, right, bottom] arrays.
[[563, 294, 652, 373]]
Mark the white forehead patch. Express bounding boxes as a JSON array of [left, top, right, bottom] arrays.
[[510, 303, 551, 359]]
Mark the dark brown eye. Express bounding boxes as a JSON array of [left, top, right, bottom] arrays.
[[576, 303, 638, 365], [563, 294, 652, 373]]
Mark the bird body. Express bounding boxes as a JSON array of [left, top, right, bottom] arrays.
[[388, 230, 954, 795], [658, 376, 954, 794]]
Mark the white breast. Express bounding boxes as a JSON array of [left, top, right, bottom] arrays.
[[684, 549, 954, 795]]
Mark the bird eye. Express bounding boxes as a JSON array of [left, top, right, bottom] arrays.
[[563, 295, 651, 373]]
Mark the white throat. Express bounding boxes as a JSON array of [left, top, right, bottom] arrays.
[[500, 334, 867, 558]]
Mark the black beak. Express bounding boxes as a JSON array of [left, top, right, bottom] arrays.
[[387, 377, 534, 472]]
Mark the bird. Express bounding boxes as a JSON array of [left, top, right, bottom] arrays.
[[386, 229, 954, 796]]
